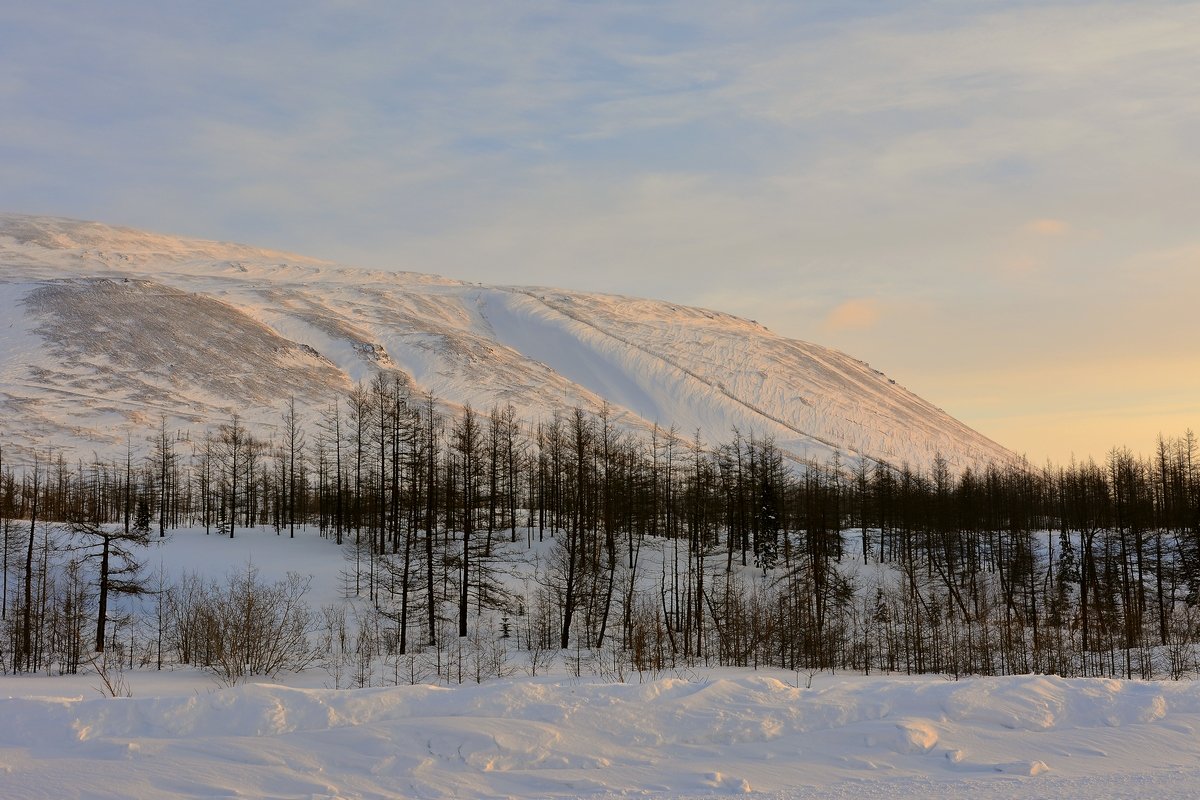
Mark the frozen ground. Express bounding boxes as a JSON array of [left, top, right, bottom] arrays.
[[2, 526, 1200, 799]]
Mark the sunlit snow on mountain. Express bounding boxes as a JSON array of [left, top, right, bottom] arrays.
[[0, 214, 1011, 469]]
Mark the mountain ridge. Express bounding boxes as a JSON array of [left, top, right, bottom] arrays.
[[0, 213, 1012, 470]]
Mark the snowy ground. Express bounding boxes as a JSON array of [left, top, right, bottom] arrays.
[[6, 669, 1200, 798], [4, 528, 1200, 799]]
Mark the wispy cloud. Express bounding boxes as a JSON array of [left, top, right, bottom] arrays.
[[823, 299, 882, 332], [1024, 218, 1070, 236]]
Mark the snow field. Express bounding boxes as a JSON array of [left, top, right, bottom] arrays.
[[6, 671, 1200, 798], [0, 527, 1198, 798]]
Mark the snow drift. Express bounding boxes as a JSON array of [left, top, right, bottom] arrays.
[[4, 673, 1200, 799]]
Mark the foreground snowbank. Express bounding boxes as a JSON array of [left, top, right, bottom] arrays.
[[4, 672, 1200, 799]]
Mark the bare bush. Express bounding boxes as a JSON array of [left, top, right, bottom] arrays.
[[180, 563, 317, 685], [386, 647, 435, 686], [87, 651, 131, 698]]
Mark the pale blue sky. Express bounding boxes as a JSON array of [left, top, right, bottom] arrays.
[[3, 1, 1198, 462]]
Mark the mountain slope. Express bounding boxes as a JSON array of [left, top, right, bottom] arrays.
[[0, 213, 1011, 469]]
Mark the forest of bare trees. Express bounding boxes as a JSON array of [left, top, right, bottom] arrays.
[[2, 373, 1199, 685]]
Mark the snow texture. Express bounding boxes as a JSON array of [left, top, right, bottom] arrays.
[[6, 668, 1200, 798]]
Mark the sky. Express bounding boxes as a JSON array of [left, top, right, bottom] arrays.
[[2, 1, 1197, 465]]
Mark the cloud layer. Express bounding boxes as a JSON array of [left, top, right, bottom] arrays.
[[2, 1, 1197, 463]]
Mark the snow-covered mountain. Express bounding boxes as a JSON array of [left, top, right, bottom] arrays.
[[0, 213, 1011, 469]]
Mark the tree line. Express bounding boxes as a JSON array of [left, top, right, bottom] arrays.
[[2, 373, 1199, 683]]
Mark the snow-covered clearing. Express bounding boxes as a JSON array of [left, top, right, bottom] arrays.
[[2, 527, 1200, 798]]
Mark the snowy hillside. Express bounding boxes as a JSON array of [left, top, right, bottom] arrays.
[[0, 214, 1012, 469]]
